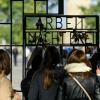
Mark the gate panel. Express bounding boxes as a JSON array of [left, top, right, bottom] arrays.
[[0, 0, 99, 100]]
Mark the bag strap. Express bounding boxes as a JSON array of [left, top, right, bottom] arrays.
[[68, 73, 92, 100]]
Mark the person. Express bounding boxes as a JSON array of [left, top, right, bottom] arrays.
[[0, 49, 20, 100], [90, 48, 100, 73], [62, 49, 68, 66], [63, 49, 100, 100], [21, 47, 43, 100], [26, 47, 30, 65], [12, 47, 18, 66], [28, 46, 65, 100]]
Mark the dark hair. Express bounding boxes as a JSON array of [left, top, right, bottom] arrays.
[[31, 47, 43, 70], [68, 49, 91, 67], [0, 49, 11, 75], [41, 46, 60, 89]]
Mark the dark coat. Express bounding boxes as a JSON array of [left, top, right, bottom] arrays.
[[63, 74, 100, 100], [21, 47, 43, 100], [90, 52, 100, 73], [63, 63, 100, 100], [28, 66, 65, 100], [21, 69, 34, 100]]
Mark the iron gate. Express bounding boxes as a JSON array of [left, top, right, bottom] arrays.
[[0, 0, 99, 99]]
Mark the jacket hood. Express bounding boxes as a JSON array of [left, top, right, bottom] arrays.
[[64, 63, 91, 73]]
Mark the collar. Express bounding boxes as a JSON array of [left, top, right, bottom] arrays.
[[64, 63, 91, 73]]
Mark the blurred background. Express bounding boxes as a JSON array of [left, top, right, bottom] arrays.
[[0, 0, 100, 99]]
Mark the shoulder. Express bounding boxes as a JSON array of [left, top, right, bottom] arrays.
[[63, 72, 97, 82], [31, 70, 42, 81], [30, 70, 42, 88], [1, 77, 11, 87], [0, 77, 12, 99]]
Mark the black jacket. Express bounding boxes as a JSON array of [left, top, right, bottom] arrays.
[[63, 74, 100, 100], [63, 63, 100, 100], [28, 66, 65, 100], [90, 52, 100, 73]]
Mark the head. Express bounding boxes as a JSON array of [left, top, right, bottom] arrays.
[[0, 49, 11, 75], [67, 49, 91, 67], [31, 47, 43, 70], [42, 46, 60, 69]]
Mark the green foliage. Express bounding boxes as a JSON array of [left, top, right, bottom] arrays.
[[0, 0, 58, 45], [80, 0, 100, 28], [0, 25, 10, 44], [80, 0, 100, 15], [80, 0, 100, 43], [0, 0, 43, 44], [24, 0, 34, 13]]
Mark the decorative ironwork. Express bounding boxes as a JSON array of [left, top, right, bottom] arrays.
[[71, 29, 90, 44], [36, 17, 44, 30], [0, 0, 99, 95], [24, 14, 99, 48]]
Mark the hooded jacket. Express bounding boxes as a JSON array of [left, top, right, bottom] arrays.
[[63, 63, 100, 100]]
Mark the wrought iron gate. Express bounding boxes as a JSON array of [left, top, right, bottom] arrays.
[[0, 0, 99, 99]]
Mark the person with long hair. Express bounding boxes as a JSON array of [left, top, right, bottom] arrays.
[[90, 48, 100, 73], [28, 46, 65, 100], [0, 49, 20, 100], [63, 49, 100, 100], [21, 47, 43, 100]]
